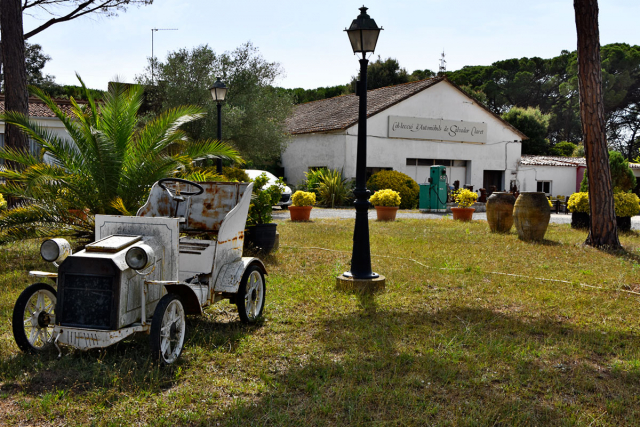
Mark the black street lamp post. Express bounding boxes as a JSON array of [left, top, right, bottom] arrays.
[[209, 77, 228, 174], [338, 6, 385, 288]]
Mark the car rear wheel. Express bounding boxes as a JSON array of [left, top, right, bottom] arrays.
[[13, 283, 57, 353], [236, 265, 265, 324], [150, 294, 186, 364]]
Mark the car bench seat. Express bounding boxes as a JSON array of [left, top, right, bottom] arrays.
[[136, 181, 251, 235]]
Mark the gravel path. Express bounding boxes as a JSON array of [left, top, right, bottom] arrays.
[[273, 207, 640, 229]]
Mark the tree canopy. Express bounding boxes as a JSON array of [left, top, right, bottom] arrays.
[[137, 42, 293, 167], [502, 107, 551, 155], [447, 43, 640, 158]]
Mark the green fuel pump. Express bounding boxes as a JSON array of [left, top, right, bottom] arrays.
[[419, 165, 448, 212]]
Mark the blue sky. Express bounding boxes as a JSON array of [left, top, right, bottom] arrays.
[[23, 0, 640, 91]]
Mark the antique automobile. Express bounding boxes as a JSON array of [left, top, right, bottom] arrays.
[[12, 178, 266, 364]]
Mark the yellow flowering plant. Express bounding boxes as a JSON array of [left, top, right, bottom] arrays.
[[369, 189, 401, 207], [567, 192, 590, 213], [453, 188, 478, 208], [613, 192, 640, 217], [567, 191, 640, 217], [291, 191, 316, 207], [0, 194, 6, 210]]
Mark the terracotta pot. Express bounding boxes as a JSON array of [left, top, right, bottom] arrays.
[[486, 192, 516, 233], [513, 192, 550, 241], [289, 205, 312, 221], [375, 206, 399, 221], [571, 212, 590, 229], [451, 207, 475, 221]]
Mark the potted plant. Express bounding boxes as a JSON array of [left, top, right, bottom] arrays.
[[451, 189, 478, 221], [567, 192, 590, 229], [369, 189, 401, 221], [290, 191, 316, 221], [245, 173, 284, 253], [613, 192, 640, 232]]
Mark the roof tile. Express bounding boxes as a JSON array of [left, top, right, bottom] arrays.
[[286, 77, 444, 135], [0, 96, 82, 118]]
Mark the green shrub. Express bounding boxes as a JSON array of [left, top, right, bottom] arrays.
[[301, 168, 328, 194], [0, 194, 6, 210], [367, 170, 419, 209], [369, 189, 401, 207], [247, 173, 283, 225], [223, 166, 250, 182], [580, 150, 636, 193], [292, 191, 316, 207], [316, 169, 352, 207]]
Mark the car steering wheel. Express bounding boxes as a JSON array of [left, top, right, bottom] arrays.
[[157, 178, 204, 198]]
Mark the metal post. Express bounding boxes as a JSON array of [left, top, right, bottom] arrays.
[[151, 29, 155, 84], [216, 102, 223, 174], [344, 57, 378, 280]]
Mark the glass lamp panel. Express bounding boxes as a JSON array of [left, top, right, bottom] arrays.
[[347, 29, 363, 53], [215, 86, 227, 101], [361, 29, 380, 52]]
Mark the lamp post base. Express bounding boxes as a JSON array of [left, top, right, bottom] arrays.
[[336, 274, 386, 293]]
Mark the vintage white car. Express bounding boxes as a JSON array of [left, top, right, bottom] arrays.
[[12, 178, 266, 364]]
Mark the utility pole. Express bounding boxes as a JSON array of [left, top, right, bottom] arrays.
[[151, 28, 177, 84]]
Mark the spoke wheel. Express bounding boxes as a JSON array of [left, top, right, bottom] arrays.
[[150, 294, 186, 365], [13, 283, 57, 353], [236, 265, 266, 324]]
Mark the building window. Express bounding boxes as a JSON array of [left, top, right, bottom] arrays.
[[537, 180, 552, 195], [406, 158, 462, 167]]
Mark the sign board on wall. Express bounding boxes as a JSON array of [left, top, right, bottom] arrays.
[[388, 116, 487, 144]]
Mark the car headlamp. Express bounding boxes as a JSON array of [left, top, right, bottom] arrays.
[[40, 238, 72, 264], [125, 244, 155, 270]]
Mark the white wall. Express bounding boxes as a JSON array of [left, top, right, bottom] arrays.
[[282, 80, 524, 191], [281, 132, 347, 186], [0, 117, 69, 139], [516, 164, 578, 197]]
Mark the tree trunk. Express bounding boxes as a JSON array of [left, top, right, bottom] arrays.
[[574, 0, 620, 248], [1, 0, 29, 154]]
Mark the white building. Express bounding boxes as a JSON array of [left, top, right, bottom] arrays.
[[0, 96, 75, 153], [283, 77, 527, 191], [518, 155, 640, 197]]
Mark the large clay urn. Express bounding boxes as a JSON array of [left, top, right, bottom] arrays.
[[486, 192, 516, 233], [513, 192, 551, 242]]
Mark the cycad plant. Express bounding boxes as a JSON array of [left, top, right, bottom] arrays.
[[0, 77, 242, 243], [316, 169, 352, 208]]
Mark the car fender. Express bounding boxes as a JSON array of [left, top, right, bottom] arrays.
[[164, 284, 203, 316], [213, 257, 267, 294]]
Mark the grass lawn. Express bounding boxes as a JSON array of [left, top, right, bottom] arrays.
[[2, 218, 640, 426]]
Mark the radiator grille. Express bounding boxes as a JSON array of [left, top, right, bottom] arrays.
[[59, 274, 115, 329]]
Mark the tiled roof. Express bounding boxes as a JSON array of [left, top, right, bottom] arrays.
[[0, 96, 83, 118], [520, 155, 586, 167], [286, 77, 444, 135], [521, 156, 640, 170], [286, 77, 528, 139]]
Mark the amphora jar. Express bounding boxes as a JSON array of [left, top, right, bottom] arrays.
[[486, 192, 516, 233], [513, 192, 551, 241]]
